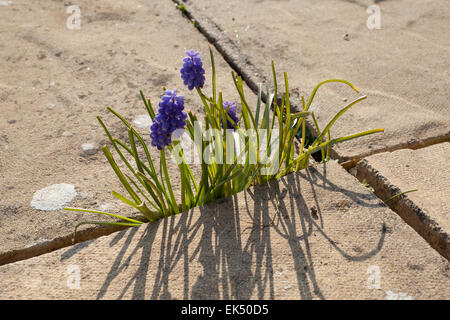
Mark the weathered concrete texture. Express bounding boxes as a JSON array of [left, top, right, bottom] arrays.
[[0, 0, 255, 262], [356, 143, 450, 260], [0, 161, 448, 300], [181, 0, 450, 160]]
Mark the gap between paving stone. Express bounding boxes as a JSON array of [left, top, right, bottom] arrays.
[[355, 143, 450, 261], [0, 215, 147, 266], [357, 159, 449, 260], [340, 135, 450, 170], [170, 0, 450, 164]]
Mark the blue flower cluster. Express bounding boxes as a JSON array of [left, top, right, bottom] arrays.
[[221, 101, 239, 129], [180, 50, 205, 90], [150, 89, 187, 150]]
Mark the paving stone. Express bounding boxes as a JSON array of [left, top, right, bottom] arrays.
[[181, 0, 450, 161], [0, 161, 448, 299], [356, 142, 450, 260], [0, 0, 255, 263]]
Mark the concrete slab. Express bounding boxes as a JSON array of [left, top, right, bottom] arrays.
[[178, 0, 450, 161], [0, 0, 256, 264], [0, 161, 448, 300], [356, 143, 450, 260]]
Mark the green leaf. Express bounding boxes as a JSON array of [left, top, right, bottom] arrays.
[[209, 47, 216, 105], [312, 95, 367, 147], [139, 90, 155, 120], [305, 79, 359, 111], [160, 149, 180, 214], [64, 207, 143, 224], [102, 146, 142, 206], [385, 189, 418, 203], [255, 83, 262, 128]]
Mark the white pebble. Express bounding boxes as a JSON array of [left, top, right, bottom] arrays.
[[99, 203, 113, 211], [0, 1, 13, 6], [133, 114, 152, 129], [47, 103, 55, 109], [31, 183, 77, 211], [62, 131, 73, 137], [81, 142, 99, 155]]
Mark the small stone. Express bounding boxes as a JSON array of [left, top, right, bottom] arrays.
[[30, 183, 77, 211], [348, 167, 357, 176], [7, 119, 16, 124], [47, 103, 55, 109], [99, 203, 113, 211], [0, 1, 13, 6], [62, 131, 73, 137], [284, 284, 292, 290], [342, 97, 348, 102], [81, 142, 99, 155], [133, 114, 152, 129], [343, 33, 350, 41]]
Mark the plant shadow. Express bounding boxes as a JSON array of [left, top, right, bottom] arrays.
[[96, 165, 387, 299]]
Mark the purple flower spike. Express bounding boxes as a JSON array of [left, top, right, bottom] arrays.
[[221, 101, 239, 129], [180, 50, 205, 90], [150, 89, 187, 150]]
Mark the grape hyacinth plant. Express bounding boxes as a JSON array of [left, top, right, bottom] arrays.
[[65, 48, 384, 240]]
